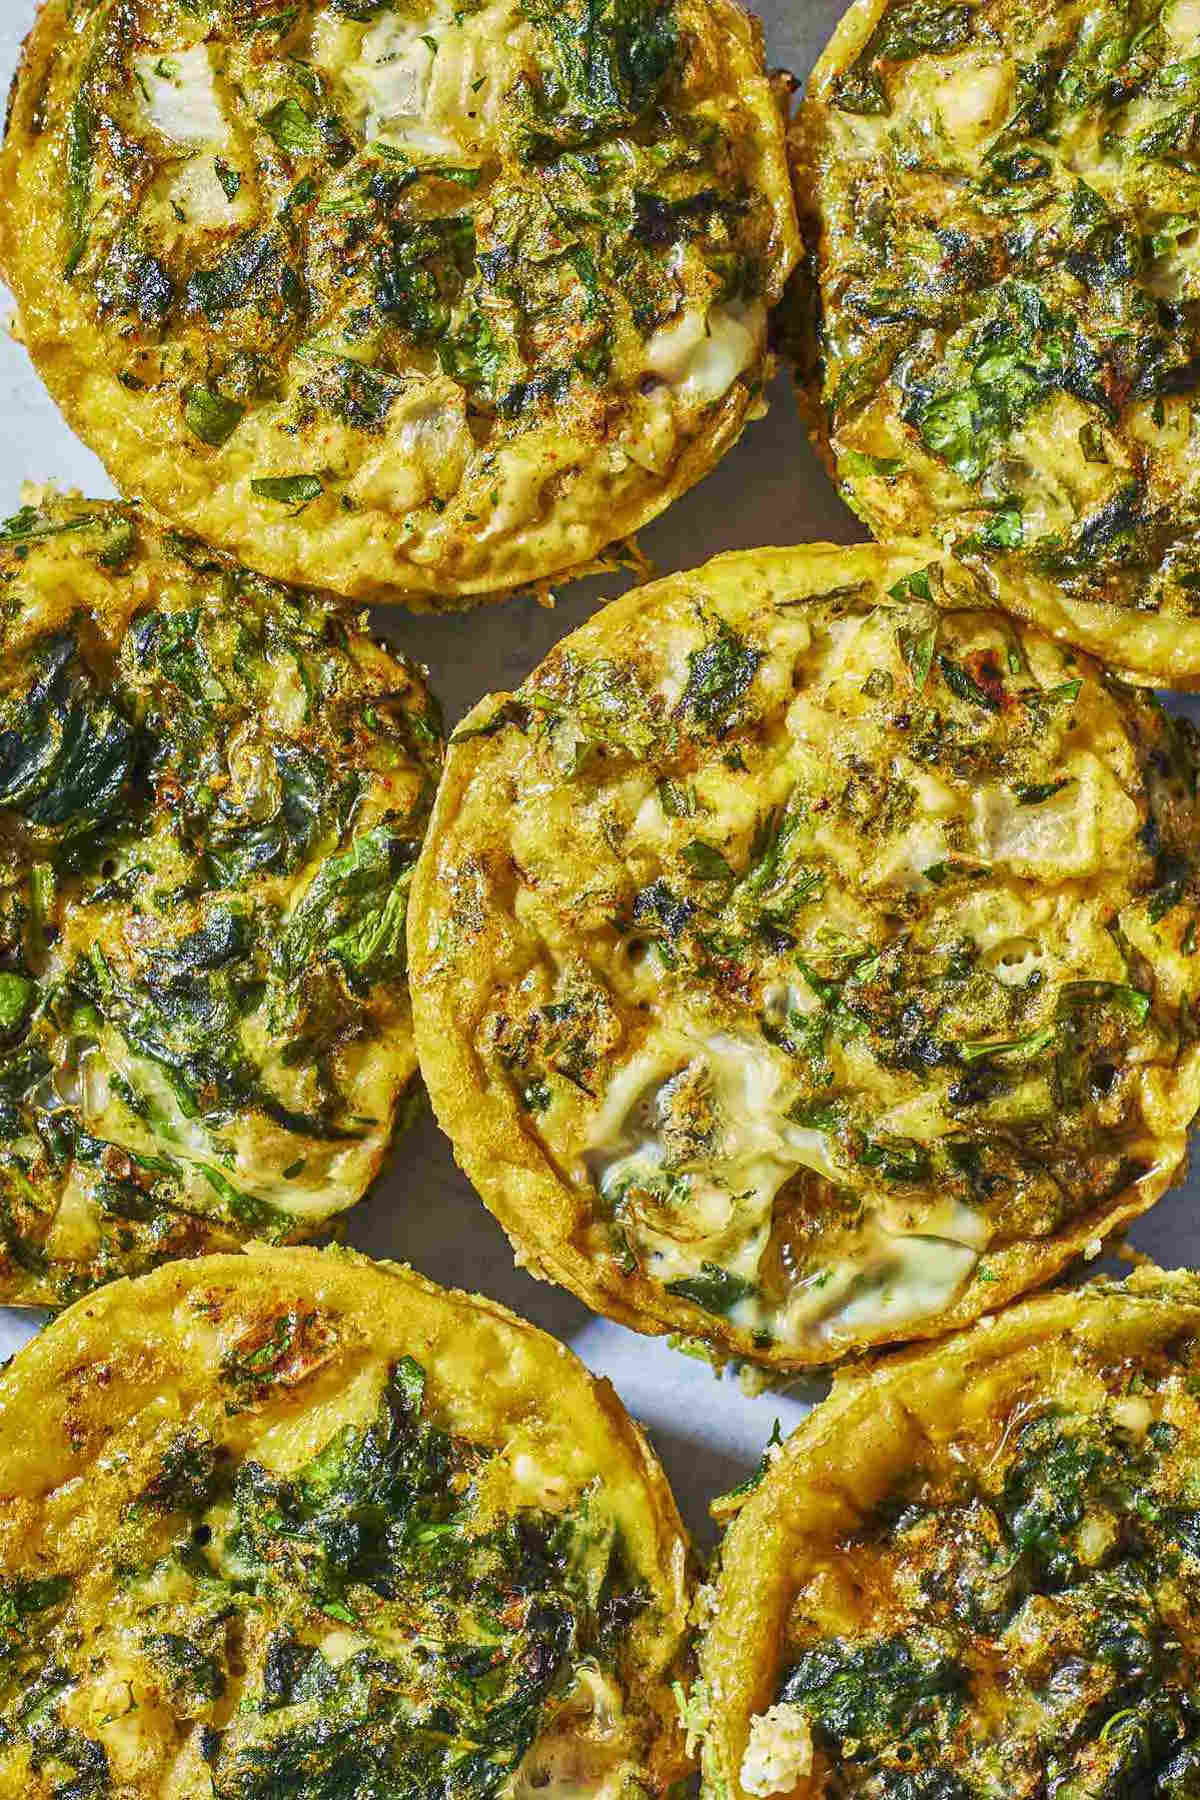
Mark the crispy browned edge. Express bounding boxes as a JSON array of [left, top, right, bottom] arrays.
[[699, 1266, 1200, 1800], [783, 0, 890, 483], [0, 0, 800, 611], [0, 1243, 694, 1788], [408, 542, 1200, 1370]]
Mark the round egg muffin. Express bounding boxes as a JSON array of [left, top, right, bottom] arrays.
[[0, 0, 798, 609], [0, 492, 442, 1307], [698, 1267, 1200, 1800], [790, 0, 1200, 685], [410, 544, 1200, 1368], [0, 1244, 691, 1797]]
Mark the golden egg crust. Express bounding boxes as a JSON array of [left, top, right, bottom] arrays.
[[0, 492, 443, 1308], [698, 1267, 1200, 1800], [409, 544, 1200, 1368], [0, 1244, 692, 1798], [0, 0, 798, 609], [790, 0, 1200, 686]]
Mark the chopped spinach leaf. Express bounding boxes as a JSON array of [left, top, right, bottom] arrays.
[[680, 621, 762, 732], [665, 1262, 753, 1314]]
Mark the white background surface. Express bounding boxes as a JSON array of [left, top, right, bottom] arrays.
[[1, 0, 1199, 1548]]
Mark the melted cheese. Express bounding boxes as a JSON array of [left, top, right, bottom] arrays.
[[45, 1163, 103, 1261], [587, 1017, 991, 1340], [590, 1035, 834, 1226], [974, 753, 1141, 880], [508, 1738, 634, 1800], [808, 1234, 979, 1343], [508, 1667, 634, 1800], [644, 303, 764, 409], [348, 386, 473, 510]]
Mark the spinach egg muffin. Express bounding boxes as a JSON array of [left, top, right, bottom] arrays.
[[0, 1245, 691, 1797], [790, 0, 1200, 685], [697, 1267, 1200, 1800], [410, 544, 1200, 1369], [0, 0, 798, 609], [0, 493, 442, 1307]]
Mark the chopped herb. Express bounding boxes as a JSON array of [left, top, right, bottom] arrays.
[[1058, 980, 1151, 1024], [0, 976, 35, 1037], [251, 474, 324, 508], [888, 566, 935, 603], [860, 1135, 931, 1183], [658, 778, 696, 818], [843, 448, 905, 479], [1013, 778, 1072, 805], [259, 97, 324, 157], [938, 653, 1000, 713], [922, 859, 982, 885], [184, 385, 245, 448], [681, 839, 734, 883], [899, 623, 937, 690], [64, 81, 96, 275], [1079, 420, 1108, 462], [718, 1419, 784, 1506], [959, 1025, 1056, 1065], [965, 501, 1024, 550], [1148, 854, 1192, 924], [1043, 679, 1083, 706], [665, 1262, 754, 1315]]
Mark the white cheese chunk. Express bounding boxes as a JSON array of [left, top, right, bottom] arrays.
[[135, 45, 229, 147], [935, 61, 1013, 145], [740, 1703, 815, 1798], [166, 155, 243, 231], [505, 1448, 576, 1513], [1111, 1396, 1154, 1439], [864, 819, 952, 891], [969, 777, 1097, 878], [1166, 0, 1200, 48], [318, 1628, 369, 1667], [349, 14, 437, 136]]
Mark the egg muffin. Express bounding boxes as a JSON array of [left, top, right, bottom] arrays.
[[698, 1267, 1200, 1800], [790, 0, 1200, 685], [0, 1244, 691, 1797], [0, 492, 442, 1307], [410, 544, 1200, 1368], [0, 0, 798, 609]]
